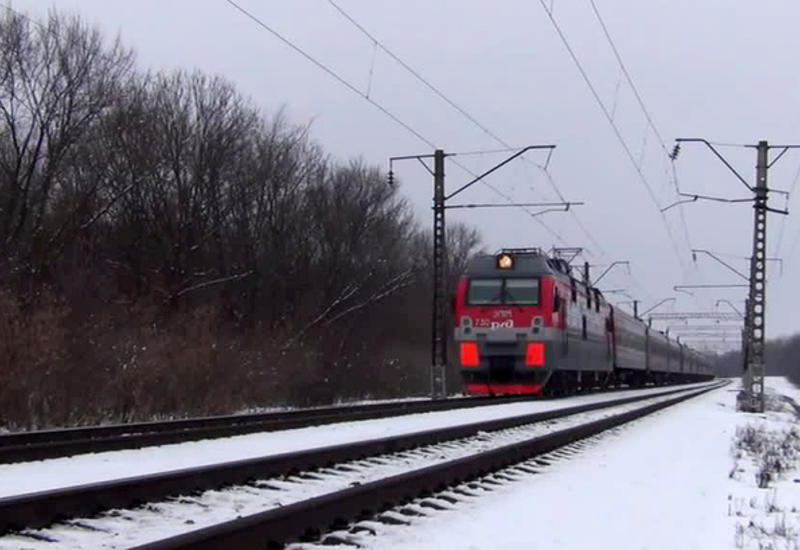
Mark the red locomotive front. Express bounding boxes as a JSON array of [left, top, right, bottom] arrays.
[[453, 249, 568, 395], [454, 249, 713, 396]]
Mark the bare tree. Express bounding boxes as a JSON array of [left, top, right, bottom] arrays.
[[0, 10, 133, 277], [0, 8, 490, 426]]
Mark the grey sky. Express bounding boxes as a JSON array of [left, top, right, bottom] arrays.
[[10, 0, 800, 345]]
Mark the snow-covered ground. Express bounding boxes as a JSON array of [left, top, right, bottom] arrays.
[[10, 379, 793, 550], [0, 383, 708, 498], [296, 377, 800, 550], [0, 388, 705, 549]]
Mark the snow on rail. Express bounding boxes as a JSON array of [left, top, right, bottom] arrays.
[[0, 387, 710, 549], [0, 383, 710, 498], [321, 377, 800, 550]]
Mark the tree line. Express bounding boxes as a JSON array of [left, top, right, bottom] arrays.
[[714, 335, 800, 386], [0, 10, 480, 429]]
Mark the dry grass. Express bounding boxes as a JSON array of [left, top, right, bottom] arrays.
[[0, 287, 429, 430], [732, 424, 800, 488]]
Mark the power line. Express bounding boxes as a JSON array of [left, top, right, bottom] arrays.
[[324, 0, 596, 252], [588, 0, 667, 155], [586, 0, 695, 261], [225, 0, 436, 149], [226, 0, 569, 246], [538, 0, 686, 269], [326, 0, 508, 151]]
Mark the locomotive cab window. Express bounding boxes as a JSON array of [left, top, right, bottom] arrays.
[[505, 278, 539, 305], [467, 278, 539, 305], [467, 278, 503, 305]]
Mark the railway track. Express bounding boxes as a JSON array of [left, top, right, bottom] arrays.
[[0, 381, 725, 548], [0, 383, 705, 464], [0, 393, 553, 464]]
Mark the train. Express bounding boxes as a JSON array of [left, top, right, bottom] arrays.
[[453, 248, 715, 395]]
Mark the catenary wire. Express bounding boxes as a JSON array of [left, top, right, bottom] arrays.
[[587, 0, 694, 262], [325, 0, 602, 255], [226, 0, 435, 150], [225, 0, 568, 245], [538, 0, 686, 270]]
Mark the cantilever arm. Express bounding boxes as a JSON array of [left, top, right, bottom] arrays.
[[675, 138, 753, 191], [661, 195, 698, 212]]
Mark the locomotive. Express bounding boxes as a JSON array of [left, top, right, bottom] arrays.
[[453, 248, 714, 395]]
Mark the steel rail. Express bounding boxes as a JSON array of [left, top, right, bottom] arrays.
[[133, 381, 726, 549], [0, 382, 717, 535], [0, 393, 555, 464]]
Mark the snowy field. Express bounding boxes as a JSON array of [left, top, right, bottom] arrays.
[[302, 377, 799, 550]]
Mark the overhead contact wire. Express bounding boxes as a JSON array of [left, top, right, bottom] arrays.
[[225, 0, 437, 150], [587, 0, 694, 266], [538, 0, 685, 268], [326, 0, 594, 250]]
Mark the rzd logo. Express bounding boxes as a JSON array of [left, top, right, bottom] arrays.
[[491, 320, 514, 329]]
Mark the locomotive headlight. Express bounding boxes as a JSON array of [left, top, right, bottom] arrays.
[[496, 253, 514, 270]]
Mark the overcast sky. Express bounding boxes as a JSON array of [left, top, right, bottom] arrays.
[[9, 0, 800, 347]]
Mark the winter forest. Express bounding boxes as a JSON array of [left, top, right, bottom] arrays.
[[1, 9, 797, 432], [0, 10, 480, 429]]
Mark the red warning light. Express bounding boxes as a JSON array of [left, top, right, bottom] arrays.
[[460, 341, 480, 367], [525, 342, 545, 367]]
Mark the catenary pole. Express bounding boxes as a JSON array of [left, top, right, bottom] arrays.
[[674, 138, 799, 412], [745, 142, 769, 412], [431, 150, 447, 398], [389, 145, 561, 399]]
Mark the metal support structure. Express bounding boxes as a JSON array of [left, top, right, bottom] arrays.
[[550, 247, 583, 265], [674, 137, 800, 412], [691, 249, 748, 281], [674, 284, 749, 292], [715, 299, 744, 318], [640, 297, 676, 318], [745, 142, 768, 412], [592, 260, 630, 286], [742, 298, 750, 375], [668, 331, 742, 338], [430, 150, 448, 398], [668, 324, 743, 332], [390, 145, 559, 399], [648, 312, 743, 321]]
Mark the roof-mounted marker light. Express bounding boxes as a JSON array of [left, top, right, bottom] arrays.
[[496, 253, 514, 270]]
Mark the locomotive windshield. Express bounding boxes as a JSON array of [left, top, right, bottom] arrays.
[[505, 278, 539, 304], [467, 278, 539, 305]]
